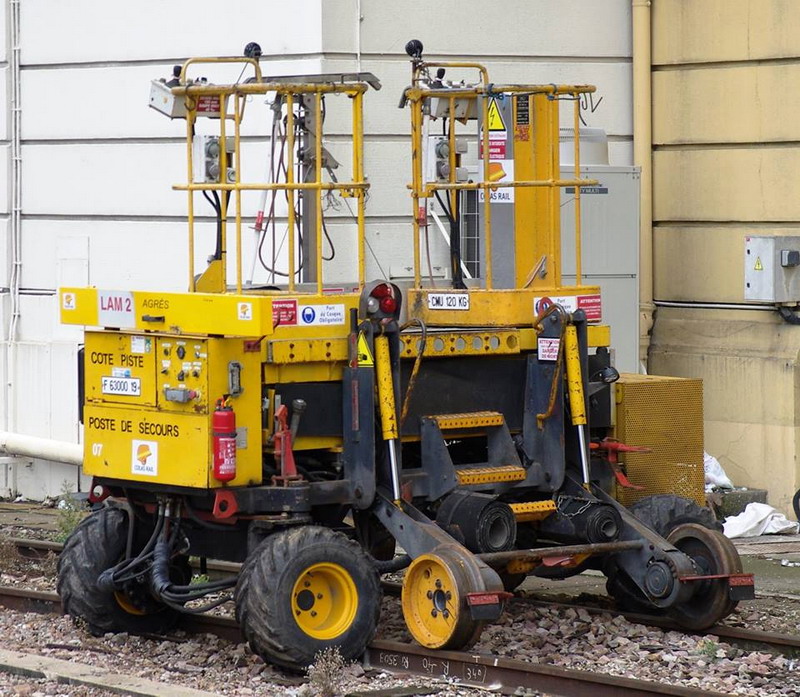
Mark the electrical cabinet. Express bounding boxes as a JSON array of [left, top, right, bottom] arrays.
[[560, 165, 640, 373]]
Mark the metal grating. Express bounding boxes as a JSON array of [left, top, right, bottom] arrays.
[[613, 373, 705, 507], [455, 465, 527, 485], [432, 411, 505, 429]]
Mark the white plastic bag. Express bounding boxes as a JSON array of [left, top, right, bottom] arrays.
[[723, 502, 800, 538], [704, 451, 734, 492]]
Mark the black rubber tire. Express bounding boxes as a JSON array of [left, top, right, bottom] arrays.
[[606, 495, 721, 613], [793, 489, 800, 523], [236, 525, 381, 671], [57, 507, 181, 636], [629, 494, 722, 536]]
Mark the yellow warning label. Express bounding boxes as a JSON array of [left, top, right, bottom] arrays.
[[487, 99, 506, 132], [754, 257, 764, 271], [357, 333, 374, 366]]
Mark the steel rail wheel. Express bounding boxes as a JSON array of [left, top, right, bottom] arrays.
[[57, 506, 183, 635], [236, 526, 381, 671], [402, 544, 488, 650], [606, 494, 723, 613], [666, 523, 742, 631]]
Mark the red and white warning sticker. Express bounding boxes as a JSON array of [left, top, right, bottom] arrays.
[[534, 294, 602, 323], [272, 299, 298, 327], [537, 337, 560, 361]]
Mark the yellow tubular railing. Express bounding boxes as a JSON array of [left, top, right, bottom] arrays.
[[573, 95, 582, 287], [172, 62, 371, 294], [315, 92, 323, 297], [185, 109, 196, 292], [286, 93, 296, 292], [352, 91, 366, 288], [405, 61, 598, 293]]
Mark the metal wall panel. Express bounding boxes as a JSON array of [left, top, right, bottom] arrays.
[[20, 0, 324, 63], [326, 0, 632, 58]]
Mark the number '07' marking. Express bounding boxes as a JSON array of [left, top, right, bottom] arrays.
[[91, 443, 103, 457]]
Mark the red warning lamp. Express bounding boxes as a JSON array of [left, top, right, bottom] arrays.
[[361, 281, 402, 319]]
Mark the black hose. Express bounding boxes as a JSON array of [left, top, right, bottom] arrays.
[[779, 306, 800, 325], [97, 508, 166, 592], [370, 554, 411, 574]]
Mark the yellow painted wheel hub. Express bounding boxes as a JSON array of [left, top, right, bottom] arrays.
[[114, 591, 147, 616], [291, 562, 358, 640], [402, 552, 463, 649]]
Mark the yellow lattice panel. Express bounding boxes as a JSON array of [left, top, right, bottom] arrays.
[[432, 411, 505, 430], [613, 373, 705, 507], [509, 500, 557, 522], [455, 465, 527, 485]]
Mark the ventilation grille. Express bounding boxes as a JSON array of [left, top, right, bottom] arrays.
[[613, 374, 705, 507]]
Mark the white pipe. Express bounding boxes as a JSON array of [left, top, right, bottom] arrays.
[[5, 0, 23, 494], [0, 432, 82, 467], [632, 0, 653, 367]]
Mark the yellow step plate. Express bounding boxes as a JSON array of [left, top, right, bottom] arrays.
[[509, 500, 557, 522], [431, 411, 504, 430], [455, 465, 527, 485]]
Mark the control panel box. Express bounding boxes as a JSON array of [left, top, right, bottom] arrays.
[[744, 235, 800, 302], [83, 330, 262, 489]]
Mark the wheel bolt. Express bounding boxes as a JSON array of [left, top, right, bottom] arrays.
[[435, 579, 442, 589], [310, 610, 317, 617], [445, 591, 452, 600], [431, 609, 437, 617], [426, 590, 433, 599], [295, 610, 301, 616], [442, 610, 449, 619], [317, 593, 323, 599], [304, 581, 311, 588]]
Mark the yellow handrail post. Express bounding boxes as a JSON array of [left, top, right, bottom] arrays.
[[286, 94, 296, 291], [234, 92, 243, 294], [185, 107, 196, 292], [481, 93, 493, 290], [315, 92, 324, 296], [573, 95, 582, 287], [218, 87, 229, 291], [353, 90, 366, 288]]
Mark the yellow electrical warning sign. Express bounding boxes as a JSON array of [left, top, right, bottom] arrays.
[[357, 333, 374, 366], [487, 99, 506, 132], [754, 257, 764, 271]]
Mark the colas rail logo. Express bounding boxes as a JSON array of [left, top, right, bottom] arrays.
[[131, 440, 158, 475]]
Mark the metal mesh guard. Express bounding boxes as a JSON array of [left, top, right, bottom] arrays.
[[614, 374, 705, 507]]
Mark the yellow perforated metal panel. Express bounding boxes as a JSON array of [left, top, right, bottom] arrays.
[[613, 373, 705, 507]]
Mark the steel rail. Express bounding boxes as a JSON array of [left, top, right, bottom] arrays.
[[0, 585, 731, 697]]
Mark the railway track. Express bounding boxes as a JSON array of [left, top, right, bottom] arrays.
[[5, 537, 799, 695], [0, 584, 734, 697]]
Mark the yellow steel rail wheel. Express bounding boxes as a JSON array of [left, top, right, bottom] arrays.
[[665, 523, 743, 631], [57, 507, 185, 635], [235, 525, 381, 671], [401, 544, 489, 650]]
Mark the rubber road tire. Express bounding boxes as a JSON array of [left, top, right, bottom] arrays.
[[57, 506, 180, 636], [629, 494, 721, 536], [236, 526, 381, 671]]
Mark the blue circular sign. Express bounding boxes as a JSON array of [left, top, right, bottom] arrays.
[[301, 307, 316, 324]]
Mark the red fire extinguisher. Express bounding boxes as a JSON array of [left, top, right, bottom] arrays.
[[213, 397, 237, 482]]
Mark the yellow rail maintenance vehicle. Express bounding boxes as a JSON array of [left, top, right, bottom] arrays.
[[57, 41, 753, 671]]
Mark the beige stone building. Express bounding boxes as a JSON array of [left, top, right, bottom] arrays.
[[646, 1, 800, 513]]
